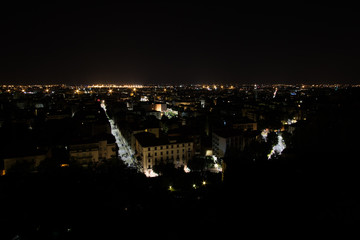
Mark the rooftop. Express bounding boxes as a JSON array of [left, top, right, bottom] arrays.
[[134, 132, 168, 147], [134, 132, 192, 147]]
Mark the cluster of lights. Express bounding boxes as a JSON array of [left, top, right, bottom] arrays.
[[90, 84, 143, 89], [211, 155, 222, 172], [140, 96, 149, 102], [199, 85, 232, 90], [283, 119, 297, 125], [273, 87, 278, 98]]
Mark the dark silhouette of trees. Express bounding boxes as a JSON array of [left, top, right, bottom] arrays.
[[187, 156, 213, 172]]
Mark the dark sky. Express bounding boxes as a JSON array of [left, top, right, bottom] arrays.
[[1, 2, 359, 85]]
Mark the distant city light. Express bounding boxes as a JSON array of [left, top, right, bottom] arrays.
[[284, 119, 297, 125], [273, 87, 278, 98], [140, 96, 149, 102]]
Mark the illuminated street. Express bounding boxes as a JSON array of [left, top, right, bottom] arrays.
[[101, 101, 136, 167]]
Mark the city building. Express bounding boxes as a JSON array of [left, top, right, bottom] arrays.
[[2, 153, 47, 175], [212, 128, 253, 158], [232, 122, 257, 131], [69, 134, 117, 166], [134, 132, 194, 172]]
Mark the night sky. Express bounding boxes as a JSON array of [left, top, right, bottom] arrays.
[[1, 2, 359, 85]]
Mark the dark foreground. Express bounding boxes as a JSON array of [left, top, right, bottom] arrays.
[[1, 156, 359, 240]]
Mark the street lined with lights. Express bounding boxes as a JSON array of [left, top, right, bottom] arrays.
[[101, 100, 136, 167]]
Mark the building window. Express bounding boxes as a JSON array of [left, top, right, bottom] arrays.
[[148, 158, 151, 163], [155, 152, 157, 156], [148, 147, 150, 151], [182, 144, 184, 147], [155, 147, 157, 150], [161, 152, 163, 155]]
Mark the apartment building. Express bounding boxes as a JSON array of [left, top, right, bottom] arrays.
[[134, 132, 194, 172], [69, 134, 117, 166]]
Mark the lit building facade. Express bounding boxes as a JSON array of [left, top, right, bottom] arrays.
[[134, 132, 194, 172]]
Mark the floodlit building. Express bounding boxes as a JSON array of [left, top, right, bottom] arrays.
[[134, 132, 194, 172]]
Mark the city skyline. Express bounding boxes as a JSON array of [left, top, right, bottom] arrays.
[[1, 3, 360, 85], [1, 71, 360, 237]]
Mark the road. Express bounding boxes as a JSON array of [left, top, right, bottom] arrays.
[[101, 102, 136, 167]]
